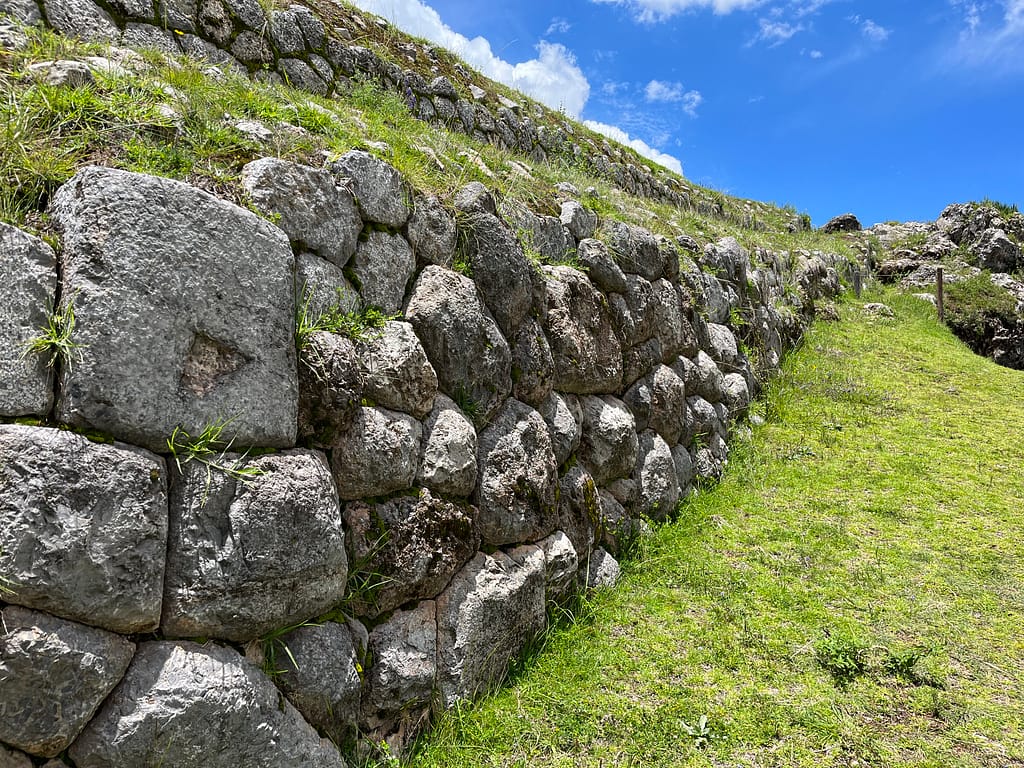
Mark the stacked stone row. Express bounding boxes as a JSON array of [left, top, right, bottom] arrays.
[[0, 149, 840, 766], [0, 0, 696, 209]]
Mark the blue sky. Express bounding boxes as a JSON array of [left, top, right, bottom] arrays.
[[350, 0, 1024, 227]]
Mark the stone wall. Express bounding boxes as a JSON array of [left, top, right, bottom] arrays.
[[0, 147, 842, 765], [0, 0, 754, 213]]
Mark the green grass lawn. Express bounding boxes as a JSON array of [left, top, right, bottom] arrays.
[[407, 291, 1024, 768]]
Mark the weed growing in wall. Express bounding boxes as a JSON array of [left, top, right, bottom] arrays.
[[22, 295, 84, 372], [166, 418, 264, 501], [295, 286, 392, 350]]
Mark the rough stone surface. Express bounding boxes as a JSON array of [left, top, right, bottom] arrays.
[[671, 443, 695, 492], [577, 395, 638, 485], [0, 607, 135, 758], [349, 230, 415, 314], [241, 158, 362, 268], [69, 642, 346, 768], [342, 489, 478, 617], [405, 266, 512, 425], [633, 430, 681, 522], [52, 167, 297, 452], [975, 228, 1021, 273], [821, 213, 861, 233], [330, 406, 422, 500], [271, 621, 362, 744], [43, 0, 118, 41], [609, 274, 657, 349], [597, 488, 644, 557], [721, 372, 751, 417], [651, 278, 698, 361], [542, 265, 622, 394], [436, 547, 546, 707], [357, 320, 437, 419], [474, 398, 559, 546], [623, 364, 686, 445], [538, 530, 578, 598], [539, 390, 582, 467], [0, 0, 40, 23], [604, 220, 664, 280], [0, 425, 166, 633], [27, 59, 93, 86], [683, 350, 726, 403], [586, 547, 621, 589], [511, 316, 555, 407], [364, 602, 437, 722], [417, 393, 478, 496], [461, 210, 535, 339], [0, 224, 56, 418], [297, 251, 361, 317], [556, 464, 599, 559], [331, 150, 410, 228], [685, 395, 720, 443], [0, 745, 32, 768], [560, 200, 598, 241], [576, 238, 627, 294], [706, 322, 741, 371], [407, 194, 456, 268], [298, 330, 363, 447], [162, 449, 347, 642]]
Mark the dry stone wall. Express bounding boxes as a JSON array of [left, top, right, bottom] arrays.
[[0, 147, 843, 765]]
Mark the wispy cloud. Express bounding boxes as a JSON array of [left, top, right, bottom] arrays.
[[590, 0, 764, 23], [546, 17, 571, 35], [808, 48, 824, 58], [751, 18, 804, 46], [348, 0, 590, 116], [945, 0, 1024, 73], [584, 120, 685, 174], [861, 19, 891, 41]]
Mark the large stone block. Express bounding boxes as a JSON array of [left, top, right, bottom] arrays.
[[577, 395, 638, 486], [0, 425, 167, 633], [348, 229, 415, 314], [0, 224, 56, 418], [51, 167, 297, 452], [474, 398, 558, 546], [162, 449, 347, 642], [539, 390, 582, 467], [0, 607, 135, 758], [43, 0, 119, 42], [330, 406, 421, 500], [633, 430, 680, 522], [330, 150, 410, 228], [357, 320, 437, 419], [436, 547, 546, 708], [417, 394, 478, 496], [69, 642, 346, 768], [364, 601, 437, 717]]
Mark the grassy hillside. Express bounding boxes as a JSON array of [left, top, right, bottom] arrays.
[[406, 291, 1024, 768]]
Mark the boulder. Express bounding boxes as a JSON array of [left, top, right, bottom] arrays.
[[330, 406, 421, 500], [474, 398, 559, 546], [0, 224, 56, 418], [405, 266, 512, 426], [721, 372, 750, 417], [511, 317, 555, 407], [0, 745, 32, 768], [576, 238, 627, 294], [0, 607, 135, 758], [671, 443, 695, 492], [162, 449, 347, 642], [0, 0, 40, 23], [560, 200, 598, 242], [297, 330, 363, 447], [975, 228, 1020, 273], [537, 530, 578, 599], [26, 59, 94, 86], [342, 489, 478, 618], [538, 390, 582, 467], [684, 395, 719, 443], [417, 394, 478, 497], [597, 489, 645, 557], [241, 158, 362, 268], [69, 642, 346, 768], [542, 265, 622, 393], [706, 322, 741, 370], [363, 601, 437, 721], [577, 395, 638, 485], [269, 621, 363, 745], [348, 230, 415, 314], [51, 167, 297, 452], [821, 213, 861, 233], [436, 547, 546, 707], [586, 547, 621, 589], [330, 150, 409, 228], [407, 194, 456, 268], [651, 278, 698, 362], [296, 251, 361, 317], [356, 320, 437, 419], [609, 274, 657, 349], [678, 350, 725, 403], [42, 0, 119, 42], [0, 425, 167, 633], [632, 430, 680, 522], [621, 336, 663, 391], [622, 364, 686, 445], [556, 464, 599, 559], [603, 220, 664, 280]]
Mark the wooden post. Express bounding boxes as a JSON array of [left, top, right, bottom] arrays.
[[937, 266, 944, 322], [853, 269, 862, 299]]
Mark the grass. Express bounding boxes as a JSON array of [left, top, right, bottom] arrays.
[[405, 289, 1024, 768], [295, 286, 393, 350], [21, 294, 83, 371], [165, 418, 265, 496]]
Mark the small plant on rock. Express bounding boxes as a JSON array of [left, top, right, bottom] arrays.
[[22, 295, 84, 372], [166, 418, 264, 500], [295, 286, 392, 350]]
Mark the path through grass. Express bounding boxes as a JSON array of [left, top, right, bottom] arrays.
[[408, 291, 1024, 768]]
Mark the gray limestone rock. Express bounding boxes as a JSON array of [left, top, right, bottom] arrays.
[[405, 266, 512, 426], [363, 602, 437, 721], [671, 443, 695, 493], [452, 181, 496, 216], [241, 158, 362, 268], [69, 642, 346, 768], [298, 330, 363, 448], [330, 406, 422, 500], [576, 238, 627, 294], [975, 228, 1021, 273], [51, 167, 297, 452], [349, 230, 415, 314], [474, 398, 559, 546], [197, 0, 232, 45], [43, 0, 118, 42], [297, 251, 361, 318], [407, 194, 456, 268], [538, 530, 578, 598], [0, 745, 32, 768], [278, 57, 328, 95], [633, 430, 680, 522], [460, 210, 535, 339], [342, 490, 478, 618], [502, 204, 568, 262], [331, 150, 410, 228], [622, 336, 663, 392], [542, 265, 622, 394], [538, 390, 582, 467], [684, 395, 719, 444], [436, 547, 546, 707], [680, 350, 725, 404], [577, 395, 638, 486], [0, 224, 55, 418], [586, 547, 620, 590], [511, 316, 554, 408], [121, 23, 181, 54], [623, 364, 686, 446], [357, 320, 437, 419], [417, 394, 478, 496], [271, 621, 362, 744], [609, 274, 657, 349], [162, 449, 347, 642], [0, 0, 41, 23], [560, 200, 598, 241], [721, 372, 750, 418], [26, 59, 93, 86], [231, 29, 274, 65], [556, 464, 599, 559], [269, 7, 305, 54], [651, 278, 698, 362], [597, 488, 645, 557], [0, 607, 135, 758], [158, 0, 197, 32], [603, 220, 665, 280], [292, 3, 325, 49], [821, 213, 861, 233], [223, 0, 265, 29], [0, 425, 167, 633], [706, 322, 741, 370], [0, 21, 29, 50]]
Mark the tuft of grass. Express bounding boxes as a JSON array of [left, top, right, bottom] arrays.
[[166, 418, 265, 499], [295, 286, 392, 350], [21, 295, 84, 371]]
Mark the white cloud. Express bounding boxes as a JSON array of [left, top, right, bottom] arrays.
[[591, 0, 764, 23], [681, 90, 704, 116], [546, 17, 572, 35], [946, 0, 1024, 72], [584, 120, 685, 175], [644, 81, 703, 116], [752, 18, 804, 45], [809, 48, 824, 58], [349, 0, 590, 116], [861, 19, 891, 41]]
